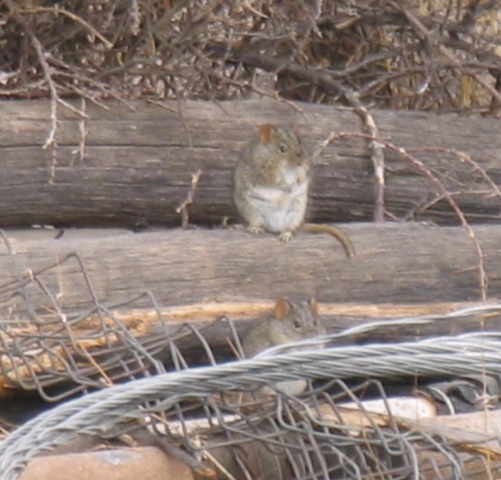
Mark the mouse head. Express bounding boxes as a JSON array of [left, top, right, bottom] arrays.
[[258, 124, 304, 167], [272, 296, 324, 342]]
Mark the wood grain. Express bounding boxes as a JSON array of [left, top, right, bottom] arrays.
[[0, 223, 495, 317], [1, 99, 500, 227]]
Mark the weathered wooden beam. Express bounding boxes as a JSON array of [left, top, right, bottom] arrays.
[[0, 223, 494, 318], [1, 99, 500, 227]]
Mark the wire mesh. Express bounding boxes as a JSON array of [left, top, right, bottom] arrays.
[[2, 333, 501, 479], [0, 231, 192, 400], [2, 231, 501, 479]]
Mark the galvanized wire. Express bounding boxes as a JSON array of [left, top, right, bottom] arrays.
[[2, 332, 501, 479], [0, 243, 178, 400]]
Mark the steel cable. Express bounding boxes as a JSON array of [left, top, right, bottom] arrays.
[[1, 332, 501, 478]]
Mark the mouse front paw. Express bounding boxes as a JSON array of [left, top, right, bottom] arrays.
[[247, 226, 264, 235], [279, 231, 294, 242]]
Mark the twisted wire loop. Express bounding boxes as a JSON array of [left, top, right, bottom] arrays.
[[2, 334, 501, 479]]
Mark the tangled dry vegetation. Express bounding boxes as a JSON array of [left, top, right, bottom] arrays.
[[1, 0, 501, 113]]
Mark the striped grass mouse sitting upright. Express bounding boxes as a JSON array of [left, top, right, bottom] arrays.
[[233, 124, 355, 257]]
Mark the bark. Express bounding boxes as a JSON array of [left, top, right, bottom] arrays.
[[0, 223, 495, 317], [1, 99, 500, 227]]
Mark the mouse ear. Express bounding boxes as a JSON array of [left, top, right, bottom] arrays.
[[274, 297, 292, 319], [292, 123, 301, 137], [259, 124, 277, 144], [307, 297, 319, 314]]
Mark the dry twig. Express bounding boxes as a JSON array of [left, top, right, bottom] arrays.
[[176, 170, 203, 228], [318, 131, 490, 301]]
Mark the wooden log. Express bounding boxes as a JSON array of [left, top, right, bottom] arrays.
[[3, 223, 499, 397], [0, 223, 496, 316], [1, 99, 500, 227]]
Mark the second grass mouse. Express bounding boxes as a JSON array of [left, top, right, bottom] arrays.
[[242, 297, 326, 396]]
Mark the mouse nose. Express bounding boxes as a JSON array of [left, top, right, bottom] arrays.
[[292, 149, 303, 165]]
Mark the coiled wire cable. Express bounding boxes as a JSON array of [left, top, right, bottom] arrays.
[[1, 331, 501, 479]]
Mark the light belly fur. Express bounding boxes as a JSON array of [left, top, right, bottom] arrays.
[[247, 183, 308, 232]]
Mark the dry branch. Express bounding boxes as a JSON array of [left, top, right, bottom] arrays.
[[3, 1, 501, 114]]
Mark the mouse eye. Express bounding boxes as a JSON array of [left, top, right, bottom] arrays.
[[293, 320, 302, 330], [279, 144, 288, 153]]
